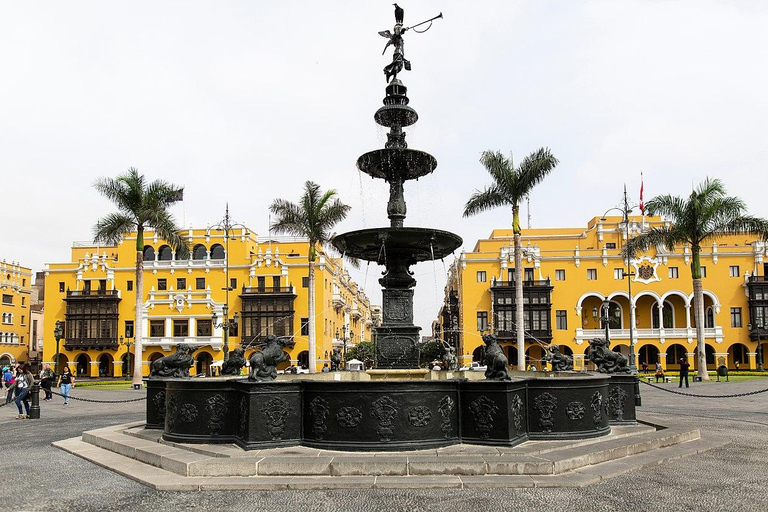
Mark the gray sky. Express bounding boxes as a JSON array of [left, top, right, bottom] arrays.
[[3, 1, 768, 332]]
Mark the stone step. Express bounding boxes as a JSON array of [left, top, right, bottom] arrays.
[[54, 433, 728, 490], [73, 421, 703, 479]]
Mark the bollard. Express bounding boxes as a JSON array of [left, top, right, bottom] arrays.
[[29, 381, 41, 419]]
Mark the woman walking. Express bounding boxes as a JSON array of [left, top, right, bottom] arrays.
[[12, 364, 34, 419], [57, 366, 75, 405]]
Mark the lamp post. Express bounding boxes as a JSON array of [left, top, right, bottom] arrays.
[[119, 335, 139, 386], [207, 204, 247, 362], [53, 320, 64, 379], [602, 298, 611, 342], [336, 326, 351, 369], [212, 306, 239, 363], [748, 321, 764, 372], [602, 185, 638, 372]]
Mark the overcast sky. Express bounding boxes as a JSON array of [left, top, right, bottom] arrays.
[[3, 1, 768, 332]]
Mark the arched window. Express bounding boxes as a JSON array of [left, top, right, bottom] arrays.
[[192, 244, 207, 260], [210, 244, 225, 260], [652, 302, 674, 329], [158, 245, 173, 261], [143, 245, 155, 261], [705, 307, 715, 328]]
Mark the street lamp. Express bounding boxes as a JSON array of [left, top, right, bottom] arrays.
[[206, 204, 247, 362], [53, 320, 64, 378], [748, 321, 764, 372], [601, 185, 638, 372], [336, 326, 352, 369], [212, 306, 240, 362], [119, 335, 140, 387]]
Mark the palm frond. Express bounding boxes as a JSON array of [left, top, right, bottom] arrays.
[[463, 186, 509, 217], [516, 147, 559, 195], [93, 213, 135, 245], [479, 150, 514, 191]]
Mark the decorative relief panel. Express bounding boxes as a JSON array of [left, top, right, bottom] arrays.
[[469, 395, 498, 439], [371, 396, 399, 442], [533, 392, 558, 433], [309, 397, 330, 439], [263, 397, 290, 441], [206, 394, 228, 435]]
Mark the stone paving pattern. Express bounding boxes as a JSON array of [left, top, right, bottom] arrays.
[[2, 378, 767, 511]]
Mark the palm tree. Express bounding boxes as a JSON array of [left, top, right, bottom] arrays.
[[627, 178, 768, 380], [93, 168, 188, 389], [463, 148, 559, 371], [270, 181, 351, 374]]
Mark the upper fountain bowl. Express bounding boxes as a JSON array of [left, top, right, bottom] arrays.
[[357, 148, 437, 181], [331, 227, 462, 263]]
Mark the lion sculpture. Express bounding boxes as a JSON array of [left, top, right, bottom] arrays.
[[150, 343, 194, 378], [545, 344, 574, 371], [248, 335, 295, 381], [587, 338, 630, 374], [482, 333, 511, 381], [220, 348, 246, 376]]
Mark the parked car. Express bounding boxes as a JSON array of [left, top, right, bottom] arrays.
[[459, 362, 487, 372]]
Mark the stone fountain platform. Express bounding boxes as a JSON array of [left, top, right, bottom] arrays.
[[52, 415, 726, 490]]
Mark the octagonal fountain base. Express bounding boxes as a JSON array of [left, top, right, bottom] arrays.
[[146, 373, 638, 451]]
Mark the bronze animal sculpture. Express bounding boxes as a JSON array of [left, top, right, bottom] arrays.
[[248, 335, 295, 381], [150, 343, 194, 378], [330, 348, 342, 371], [482, 333, 511, 381], [545, 344, 574, 371], [221, 348, 246, 376], [587, 338, 630, 374]]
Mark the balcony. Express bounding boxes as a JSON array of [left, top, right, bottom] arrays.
[[240, 286, 295, 295], [144, 336, 222, 352], [491, 279, 552, 289], [64, 339, 119, 351], [66, 289, 120, 298], [575, 326, 724, 344], [332, 292, 346, 310]]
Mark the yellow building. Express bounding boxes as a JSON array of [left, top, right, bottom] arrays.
[[0, 260, 33, 367], [43, 228, 375, 377], [441, 215, 768, 372]]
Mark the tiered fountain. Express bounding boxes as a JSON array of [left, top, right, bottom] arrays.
[[330, 16, 461, 369], [145, 7, 637, 452]]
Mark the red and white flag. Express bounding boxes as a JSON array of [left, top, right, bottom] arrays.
[[639, 172, 645, 216]]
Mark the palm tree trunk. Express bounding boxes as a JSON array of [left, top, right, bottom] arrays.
[[308, 260, 317, 374], [133, 249, 144, 388], [691, 247, 709, 380], [513, 205, 525, 371], [692, 277, 709, 380]]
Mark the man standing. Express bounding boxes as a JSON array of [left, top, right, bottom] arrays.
[[678, 357, 691, 388], [3, 366, 15, 404]]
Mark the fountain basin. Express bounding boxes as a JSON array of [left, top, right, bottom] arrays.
[[331, 227, 462, 263], [146, 374, 638, 451], [356, 148, 437, 180]]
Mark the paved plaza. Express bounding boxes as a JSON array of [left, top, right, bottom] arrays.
[[1, 378, 767, 511]]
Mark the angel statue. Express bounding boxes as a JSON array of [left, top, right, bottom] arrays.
[[379, 23, 411, 83]]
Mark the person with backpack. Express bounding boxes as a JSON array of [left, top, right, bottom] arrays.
[[57, 366, 75, 405], [2, 366, 15, 404], [12, 364, 34, 419]]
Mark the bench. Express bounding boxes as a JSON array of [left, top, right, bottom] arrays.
[[643, 375, 672, 384]]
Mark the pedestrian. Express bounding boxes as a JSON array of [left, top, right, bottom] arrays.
[[40, 364, 54, 401], [321, 363, 330, 373], [654, 362, 665, 383], [12, 364, 34, 419], [57, 366, 75, 405], [678, 357, 690, 388], [3, 365, 15, 404], [641, 361, 649, 374]]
